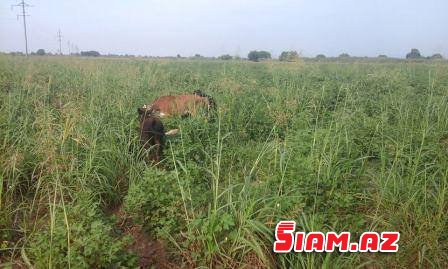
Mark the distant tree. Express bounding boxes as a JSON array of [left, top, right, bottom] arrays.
[[177, 54, 181, 58], [218, 54, 233, 60], [248, 50, 271, 62], [430, 53, 443, 59], [194, 54, 203, 58], [279, 51, 299, 62], [406, 48, 422, 59], [338, 53, 350, 58], [315, 54, 326, 60], [234, 55, 241, 60], [36, 49, 46, 56], [10, 51, 24, 56], [81, 51, 100, 57], [248, 51, 258, 61], [378, 54, 387, 58]]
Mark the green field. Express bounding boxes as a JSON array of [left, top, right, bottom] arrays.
[[1, 56, 447, 268]]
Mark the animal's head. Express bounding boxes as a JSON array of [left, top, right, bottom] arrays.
[[136, 105, 179, 164], [193, 90, 216, 111], [137, 107, 161, 163], [193, 90, 205, 97], [137, 106, 179, 135], [137, 105, 153, 122]]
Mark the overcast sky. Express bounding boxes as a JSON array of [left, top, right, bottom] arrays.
[[1, 0, 447, 57]]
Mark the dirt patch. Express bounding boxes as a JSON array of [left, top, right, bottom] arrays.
[[439, 134, 448, 148], [126, 224, 172, 268], [108, 205, 176, 269], [0, 259, 20, 269], [242, 251, 267, 269]]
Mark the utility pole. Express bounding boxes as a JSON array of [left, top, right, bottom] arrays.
[[57, 29, 62, 55], [12, 0, 31, 56]]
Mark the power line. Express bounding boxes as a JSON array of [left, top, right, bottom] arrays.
[[57, 29, 62, 55], [12, 0, 32, 56]]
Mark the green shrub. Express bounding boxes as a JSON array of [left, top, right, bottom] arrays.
[[124, 168, 186, 237], [28, 193, 137, 268]]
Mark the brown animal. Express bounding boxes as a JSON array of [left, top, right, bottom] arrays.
[[137, 108, 178, 163], [142, 90, 216, 118]]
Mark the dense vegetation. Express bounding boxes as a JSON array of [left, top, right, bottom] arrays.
[[1, 56, 447, 268], [279, 51, 300, 62], [248, 51, 272, 62]]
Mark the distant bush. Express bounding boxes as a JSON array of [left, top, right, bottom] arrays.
[[9, 51, 24, 56], [248, 50, 271, 62], [378, 54, 387, 58], [316, 54, 326, 59], [430, 53, 443, 60], [338, 53, 350, 58], [406, 48, 422, 59], [219, 54, 233, 60], [279, 51, 299, 62], [36, 49, 46, 56], [81, 50, 101, 57]]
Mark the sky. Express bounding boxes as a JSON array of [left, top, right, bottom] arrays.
[[1, 0, 447, 58]]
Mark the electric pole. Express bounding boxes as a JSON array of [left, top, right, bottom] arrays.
[[12, 0, 31, 56], [57, 29, 62, 55]]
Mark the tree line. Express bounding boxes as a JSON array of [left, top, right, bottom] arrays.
[[6, 48, 444, 61]]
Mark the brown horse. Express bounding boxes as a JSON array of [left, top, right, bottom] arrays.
[[137, 107, 178, 163], [142, 90, 216, 118]]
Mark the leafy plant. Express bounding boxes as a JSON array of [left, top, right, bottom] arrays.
[[27, 192, 137, 268]]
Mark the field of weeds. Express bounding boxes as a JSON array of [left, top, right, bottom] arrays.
[[1, 56, 447, 268]]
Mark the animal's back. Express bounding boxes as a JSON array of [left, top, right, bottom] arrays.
[[150, 94, 207, 117]]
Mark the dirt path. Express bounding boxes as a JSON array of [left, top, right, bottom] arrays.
[[108, 205, 176, 269]]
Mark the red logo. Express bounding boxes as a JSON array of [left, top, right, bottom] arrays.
[[273, 221, 399, 253]]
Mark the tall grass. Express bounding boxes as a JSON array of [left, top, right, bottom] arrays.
[[0, 56, 447, 268]]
